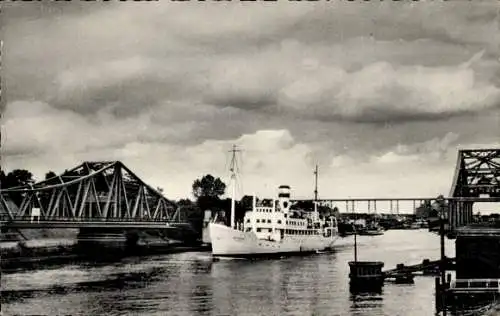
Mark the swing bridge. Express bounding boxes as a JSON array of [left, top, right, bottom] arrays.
[[0, 161, 191, 230]]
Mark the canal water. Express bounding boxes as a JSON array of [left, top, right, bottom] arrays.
[[2, 229, 455, 316]]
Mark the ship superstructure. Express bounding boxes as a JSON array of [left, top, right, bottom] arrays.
[[208, 147, 338, 257]]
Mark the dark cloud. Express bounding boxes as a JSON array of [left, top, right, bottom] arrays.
[[2, 1, 500, 199]]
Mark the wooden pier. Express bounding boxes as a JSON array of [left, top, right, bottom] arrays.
[[383, 257, 455, 280]]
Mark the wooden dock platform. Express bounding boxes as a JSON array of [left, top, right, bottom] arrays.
[[383, 257, 455, 279]]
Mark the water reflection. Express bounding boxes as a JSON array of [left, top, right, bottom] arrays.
[[2, 230, 455, 316]]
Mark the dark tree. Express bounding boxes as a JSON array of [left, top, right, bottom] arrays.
[[192, 174, 226, 199], [1, 169, 34, 189], [178, 198, 194, 206], [291, 200, 314, 212], [45, 171, 57, 180], [239, 195, 254, 211], [178, 203, 204, 235], [0, 170, 6, 189], [0, 169, 35, 207]]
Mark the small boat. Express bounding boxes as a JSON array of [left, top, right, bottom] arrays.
[[410, 219, 428, 229], [357, 223, 385, 236], [410, 222, 421, 229], [358, 228, 384, 236]]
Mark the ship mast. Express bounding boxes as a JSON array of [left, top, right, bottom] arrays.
[[314, 165, 319, 201], [314, 165, 319, 219], [229, 145, 240, 229]]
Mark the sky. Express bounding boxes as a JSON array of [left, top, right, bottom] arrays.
[[1, 1, 500, 205]]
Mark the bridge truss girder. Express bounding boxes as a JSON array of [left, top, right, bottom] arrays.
[[450, 149, 500, 198], [0, 161, 181, 223]]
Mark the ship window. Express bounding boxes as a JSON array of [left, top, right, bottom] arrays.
[[246, 228, 252, 232], [246, 219, 250, 223], [256, 219, 260, 223], [284, 214, 287, 218], [277, 220, 282, 224], [267, 220, 271, 223], [268, 229, 272, 232], [256, 228, 261, 232]]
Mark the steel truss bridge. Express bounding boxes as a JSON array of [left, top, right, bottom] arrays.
[[0, 161, 190, 230], [292, 149, 500, 231]]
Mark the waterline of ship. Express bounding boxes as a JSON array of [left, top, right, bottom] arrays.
[[209, 185, 339, 258]]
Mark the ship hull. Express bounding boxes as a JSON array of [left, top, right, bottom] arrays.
[[209, 223, 338, 258]]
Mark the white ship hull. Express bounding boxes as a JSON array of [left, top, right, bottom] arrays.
[[209, 223, 338, 257]]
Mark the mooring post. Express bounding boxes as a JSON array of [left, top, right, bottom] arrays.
[[435, 277, 441, 314], [353, 224, 358, 262], [438, 196, 447, 316]]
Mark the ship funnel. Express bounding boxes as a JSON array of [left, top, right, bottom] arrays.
[[278, 185, 291, 212]]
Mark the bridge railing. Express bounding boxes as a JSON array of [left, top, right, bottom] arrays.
[[451, 279, 500, 290], [1, 215, 182, 223]]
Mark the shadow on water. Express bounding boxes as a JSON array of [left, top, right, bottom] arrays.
[[1, 266, 166, 304], [2, 231, 452, 315], [350, 291, 384, 312]]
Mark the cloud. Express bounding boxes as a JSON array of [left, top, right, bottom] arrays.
[[2, 1, 500, 201], [208, 50, 500, 123]]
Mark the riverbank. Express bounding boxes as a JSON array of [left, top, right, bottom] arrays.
[[1, 239, 211, 272]]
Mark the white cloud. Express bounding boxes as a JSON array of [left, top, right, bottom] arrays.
[[2, 2, 500, 202]]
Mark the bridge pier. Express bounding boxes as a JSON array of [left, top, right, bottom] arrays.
[[448, 201, 474, 232], [76, 228, 139, 257]]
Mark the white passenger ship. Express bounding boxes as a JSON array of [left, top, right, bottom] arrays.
[[209, 185, 339, 258]]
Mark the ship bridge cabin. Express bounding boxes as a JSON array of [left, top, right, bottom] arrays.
[[242, 185, 337, 242]]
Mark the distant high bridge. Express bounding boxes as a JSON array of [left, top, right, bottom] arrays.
[[292, 148, 500, 231], [0, 161, 191, 231], [292, 197, 499, 215]]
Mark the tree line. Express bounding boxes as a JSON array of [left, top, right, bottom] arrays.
[[0, 169, 58, 189]]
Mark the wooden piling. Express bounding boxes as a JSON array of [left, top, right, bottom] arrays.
[[435, 277, 442, 314]]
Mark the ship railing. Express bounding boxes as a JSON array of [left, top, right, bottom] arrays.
[[256, 207, 274, 213], [451, 279, 500, 291]]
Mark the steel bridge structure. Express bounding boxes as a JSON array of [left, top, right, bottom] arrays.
[[292, 197, 499, 215], [0, 161, 190, 230], [447, 149, 500, 230]]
